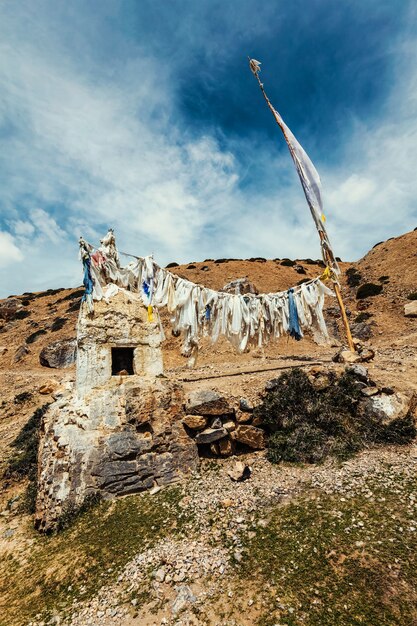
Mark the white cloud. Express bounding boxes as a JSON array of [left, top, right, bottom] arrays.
[[0, 232, 23, 268], [29, 208, 66, 244], [11, 220, 35, 238]]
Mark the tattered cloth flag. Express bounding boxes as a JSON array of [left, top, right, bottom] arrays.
[[287, 288, 302, 341], [79, 236, 94, 313], [249, 58, 340, 277]]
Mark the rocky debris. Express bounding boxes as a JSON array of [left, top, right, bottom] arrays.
[[346, 364, 368, 382], [361, 386, 379, 397], [338, 350, 363, 364], [183, 392, 269, 455], [195, 427, 228, 444], [404, 301, 417, 317], [38, 379, 60, 395], [227, 461, 252, 481], [358, 347, 375, 363], [221, 277, 259, 296], [39, 339, 77, 368], [0, 298, 22, 320], [65, 537, 230, 626], [232, 425, 265, 449], [210, 417, 223, 429], [185, 389, 230, 416], [350, 321, 373, 340], [239, 397, 254, 412], [14, 344, 29, 363], [364, 391, 414, 424], [182, 414, 207, 430], [172, 585, 197, 615], [218, 437, 235, 456], [29, 446, 417, 626], [333, 345, 375, 364], [235, 410, 252, 424]]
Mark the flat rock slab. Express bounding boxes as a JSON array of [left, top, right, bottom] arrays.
[[185, 389, 230, 416], [195, 427, 228, 444], [404, 301, 417, 317]]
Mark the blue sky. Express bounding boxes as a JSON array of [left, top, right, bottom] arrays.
[[0, 0, 416, 296]]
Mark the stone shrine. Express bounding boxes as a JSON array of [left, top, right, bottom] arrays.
[[35, 293, 199, 532]]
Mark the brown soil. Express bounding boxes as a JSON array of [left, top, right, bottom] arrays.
[[1, 230, 417, 626], [1, 230, 417, 471]]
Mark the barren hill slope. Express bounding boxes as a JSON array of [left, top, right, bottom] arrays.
[[1, 230, 417, 626], [1, 230, 417, 462]]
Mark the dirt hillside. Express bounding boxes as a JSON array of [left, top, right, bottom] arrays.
[[1, 229, 417, 626], [1, 230, 417, 469]]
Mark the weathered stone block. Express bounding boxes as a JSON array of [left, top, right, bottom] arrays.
[[182, 414, 208, 430], [364, 392, 412, 424], [40, 339, 77, 368], [232, 425, 265, 449], [105, 431, 152, 459], [405, 301, 417, 317], [185, 390, 230, 416], [195, 427, 228, 444], [218, 438, 234, 456]]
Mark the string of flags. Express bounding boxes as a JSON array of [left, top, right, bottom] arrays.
[[79, 230, 334, 358]]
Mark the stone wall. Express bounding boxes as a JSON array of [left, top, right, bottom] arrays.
[[35, 377, 199, 532]]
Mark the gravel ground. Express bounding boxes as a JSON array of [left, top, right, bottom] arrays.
[[30, 443, 417, 626]]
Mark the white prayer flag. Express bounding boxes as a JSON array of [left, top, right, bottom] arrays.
[[249, 58, 340, 275]]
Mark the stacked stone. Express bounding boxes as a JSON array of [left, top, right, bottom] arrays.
[[182, 389, 265, 457]]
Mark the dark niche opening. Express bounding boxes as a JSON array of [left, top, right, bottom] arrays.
[[111, 347, 135, 375]]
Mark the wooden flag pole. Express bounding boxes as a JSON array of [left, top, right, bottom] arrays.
[[249, 57, 356, 352], [318, 232, 355, 352], [334, 282, 355, 352]]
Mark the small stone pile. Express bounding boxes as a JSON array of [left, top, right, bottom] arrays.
[[183, 389, 265, 456]]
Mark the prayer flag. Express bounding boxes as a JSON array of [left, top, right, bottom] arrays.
[[249, 59, 340, 275]]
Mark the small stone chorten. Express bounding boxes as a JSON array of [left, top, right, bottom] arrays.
[[76, 291, 164, 400]]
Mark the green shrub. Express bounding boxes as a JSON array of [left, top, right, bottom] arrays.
[[254, 369, 415, 464], [346, 267, 362, 288], [356, 283, 383, 299], [280, 258, 295, 267], [407, 292, 417, 300], [14, 391, 33, 404], [50, 317, 67, 331], [26, 329, 47, 344]]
